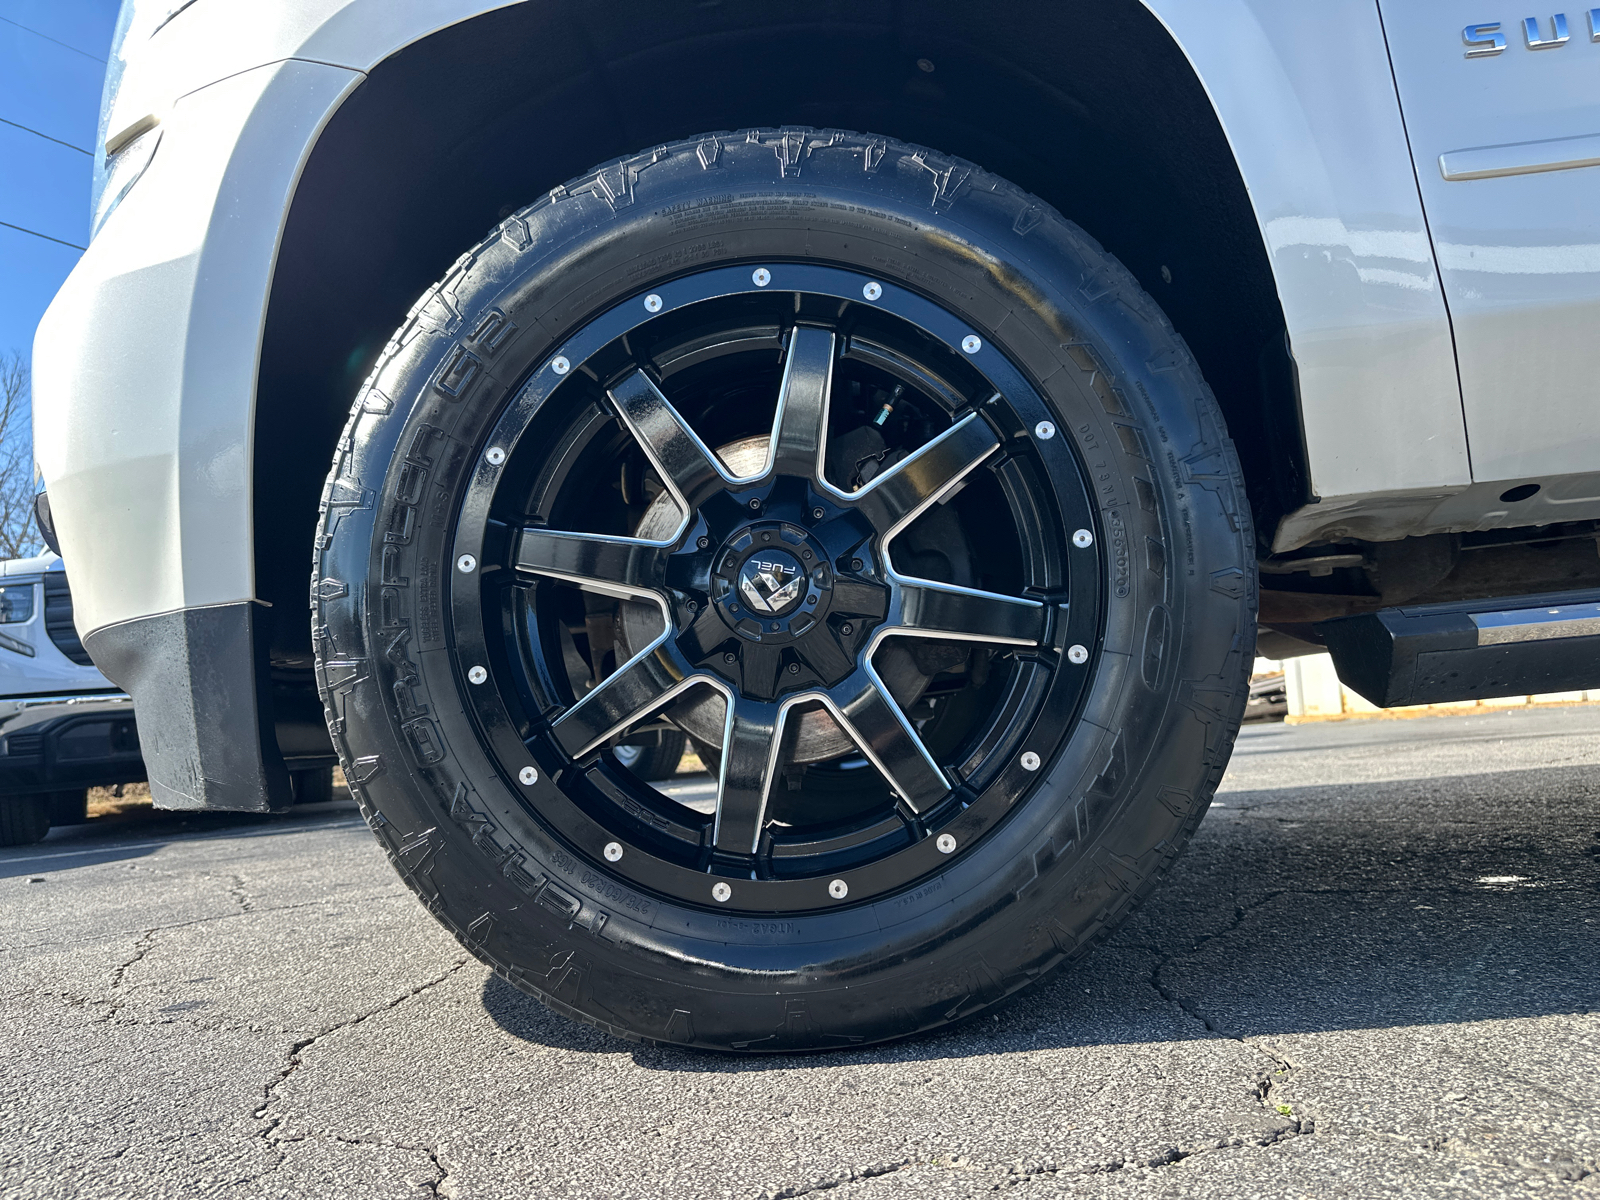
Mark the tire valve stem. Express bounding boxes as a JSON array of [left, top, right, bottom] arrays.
[[873, 384, 904, 427]]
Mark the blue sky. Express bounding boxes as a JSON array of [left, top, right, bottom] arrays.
[[0, 0, 121, 360]]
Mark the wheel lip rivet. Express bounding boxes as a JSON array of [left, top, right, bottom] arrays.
[[1020, 751, 1042, 772], [644, 293, 664, 313], [603, 841, 624, 862], [961, 334, 983, 354], [518, 765, 539, 785], [1035, 420, 1057, 440], [862, 281, 883, 301], [456, 553, 478, 574], [752, 268, 772, 287], [936, 832, 957, 854], [828, 878, 849, 899], [485, 446, 507, 465], [1072, 528, 1094, 549], [1068, 644, 1089, 664], [712, 881, 733, 902], [467, 665, 488, 685], [550, 355, 571, 375]]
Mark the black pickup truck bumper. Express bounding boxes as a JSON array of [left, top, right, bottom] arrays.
[[0, 696, 146, 796]]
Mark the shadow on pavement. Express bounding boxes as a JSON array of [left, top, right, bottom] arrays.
[[0, 801, 363, 880], [479, 762, 1600, 1064]]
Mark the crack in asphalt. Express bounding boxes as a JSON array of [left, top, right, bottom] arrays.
[[97, 928, 159, 1022], [1136, 886, 1600, 1191], [254, 1130, 450, 1195], [759, 1158, 914, 1197], [223, 871, 255, 914], [1000, 1125, 1308, 1182], [765, 1128, 1317, 1200], [251, 958, 470, 1147]]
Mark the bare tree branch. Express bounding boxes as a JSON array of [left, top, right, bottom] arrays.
[[0, 351, 43, 561]]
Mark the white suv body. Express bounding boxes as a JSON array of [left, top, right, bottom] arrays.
[[31, 0, 1600, 812]]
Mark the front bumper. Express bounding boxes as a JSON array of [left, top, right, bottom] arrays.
[[31, 60, 360, 812], [33, 59, 361, 640]]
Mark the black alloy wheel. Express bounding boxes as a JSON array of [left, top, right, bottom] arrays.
[[314, 128, 1256, 1050], [451, 266, 1099, 911]]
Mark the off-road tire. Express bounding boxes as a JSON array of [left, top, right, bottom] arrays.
[[312, 128, 1256, 1051]]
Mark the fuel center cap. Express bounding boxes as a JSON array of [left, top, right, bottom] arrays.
[[709, 523, 837, 647], [737, 549, 805, 616]]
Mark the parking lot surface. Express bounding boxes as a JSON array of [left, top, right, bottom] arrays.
[[2, 704, 1597, 1199]]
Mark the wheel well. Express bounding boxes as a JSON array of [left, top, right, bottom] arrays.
[[255, 0, 1300, 666]]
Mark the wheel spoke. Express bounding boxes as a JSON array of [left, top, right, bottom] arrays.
[[712, 695, 788, 855], [766, 327, 835, 479], [608, 369, 739, 508], [892, 581, 1045, 646], [551, 644, 695, 759], [822, 670, 949, 812], [853, 413, 1000, 540], [512, 527, 668, 600]]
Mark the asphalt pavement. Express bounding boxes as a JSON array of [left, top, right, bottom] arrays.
[[2, 704, 1597, 1199]]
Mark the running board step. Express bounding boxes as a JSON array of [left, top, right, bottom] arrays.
[[1316, 588, 1600, 708]]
